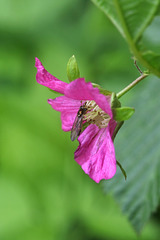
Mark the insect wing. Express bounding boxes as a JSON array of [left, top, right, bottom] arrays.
[[70, 115, 83, 141]]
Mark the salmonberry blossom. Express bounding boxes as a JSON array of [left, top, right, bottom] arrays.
[[35, 57, 117, 183]]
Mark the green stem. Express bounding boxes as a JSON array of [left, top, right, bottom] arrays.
[[117, 73, 149, 99]]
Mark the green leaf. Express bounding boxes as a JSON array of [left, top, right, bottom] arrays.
[[103, 76, 160, 233], [67, 55, 80, 82], [91, 0, 160, 77], [142, 51, 160, 73], [112, 107, 135, 121], [92, 0, 159, 41]]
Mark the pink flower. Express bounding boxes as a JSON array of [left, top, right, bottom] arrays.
[[35, 57, 117, 183]]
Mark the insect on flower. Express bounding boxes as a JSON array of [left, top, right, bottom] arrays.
[[35, 57, 118, 183], [71, 102, 88, 141]]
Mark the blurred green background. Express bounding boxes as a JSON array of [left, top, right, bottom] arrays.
[[0, 0, 160, 239]]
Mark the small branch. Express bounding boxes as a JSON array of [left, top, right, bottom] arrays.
[[134, 60, 143, 75], [116, 73, 149, 99]]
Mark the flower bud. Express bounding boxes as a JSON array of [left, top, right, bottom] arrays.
[[67, 55, 80, 82]]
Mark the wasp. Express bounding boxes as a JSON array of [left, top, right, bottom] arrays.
[[71, 103, 88, 141]]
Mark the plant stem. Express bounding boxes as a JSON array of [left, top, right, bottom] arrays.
[[116, 73, 149, 99]]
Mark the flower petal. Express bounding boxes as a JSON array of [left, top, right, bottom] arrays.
[[35, 57, 68, 94], [65, 78, 112, 117], [74, 123, 117, 183], [108, 118, 117, 137], [48, 96, 81, 131]]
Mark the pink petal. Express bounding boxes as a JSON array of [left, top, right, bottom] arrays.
[[35, 57, 68, 94], [48, 96, 81, 131], [108, 118, 117, 137], [65, 78, 112, 117], [74, 124, 116, 183]]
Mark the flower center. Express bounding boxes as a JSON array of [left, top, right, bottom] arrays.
[[83, 100, 110, 128]]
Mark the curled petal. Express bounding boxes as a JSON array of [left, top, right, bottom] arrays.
[[74, 124, 116, 183], [35, 57, 68, 94], [65, 78, 112, 117], [48, 96, 81, 131]]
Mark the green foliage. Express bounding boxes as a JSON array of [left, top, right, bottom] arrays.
[[103, 77, 160, 233], [91, 0, 160, 77]]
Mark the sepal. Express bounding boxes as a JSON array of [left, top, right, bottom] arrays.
[[92, 83, 112, 96], [116, 160, 127, 180], [111, 92, 121, 108], [112, 107, 135, 121]]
